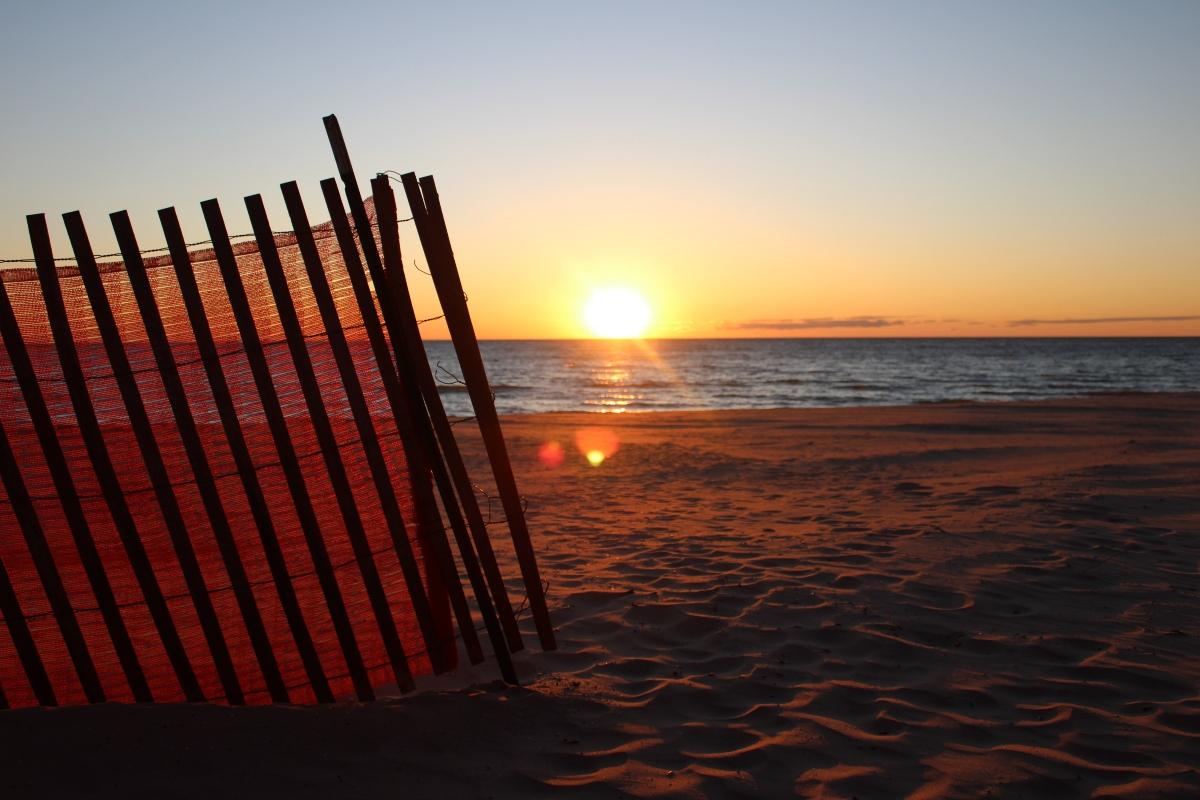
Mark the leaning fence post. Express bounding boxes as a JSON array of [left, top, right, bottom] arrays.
[[284, 180, 470, 675], [272, 184, 441, 686], [370, 176, 524, 682], [0, 280, 109, 704], [319, 179, 492, 671], [202, 197, 375, 701], [112, 210, 288, 704], [65, 210, 243, 704], [159, 206, 329, 703], [0, 426, 58, 706], [402, 174, 557, 652], [28, 215, 181, 701], [253, 187, 417, 690], [46, 212, 203, 702], [322, 115, 521, 656]]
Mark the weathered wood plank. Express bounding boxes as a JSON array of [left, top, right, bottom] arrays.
[[373, 177, 526, 681], [320, 178, 489, 671], [253, 188, 414, 692], [66, 211, 241, 703], [0, 279, 108, 704], [201, 198, 373, 701], [159, 205, 329, 703], [404, 174, 556, 651], [28, 215, 172, 700], [0, 429, 58, 706], [112, 210, 287, 703]]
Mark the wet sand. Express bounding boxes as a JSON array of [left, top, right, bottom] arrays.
[[2, 394, 1198, 798]]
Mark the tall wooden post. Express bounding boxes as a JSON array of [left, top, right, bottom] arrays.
[[370, 177, 523, 682], [322, 116, 523, 656], [319, 178, 491, 669], [244, 191, 417, 693], [278, 181, 465, 676], [402, 174, 556, 651]]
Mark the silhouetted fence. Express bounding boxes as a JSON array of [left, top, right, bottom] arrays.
[[0, 116, 552, 707]]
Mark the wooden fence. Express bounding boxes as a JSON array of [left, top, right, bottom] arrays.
[[0, 116, 552, 707]]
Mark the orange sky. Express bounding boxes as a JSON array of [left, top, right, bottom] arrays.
[[402, 162, 1199, 339], [2, 3, 1197, 340]]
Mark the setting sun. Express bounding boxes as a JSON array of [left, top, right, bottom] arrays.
[[582, 288, 652, 339]]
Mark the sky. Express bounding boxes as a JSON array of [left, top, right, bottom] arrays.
[[1, 0, 1198, 339]]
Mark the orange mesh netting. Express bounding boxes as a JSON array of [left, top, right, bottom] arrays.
[[0, 197, 464, 707]]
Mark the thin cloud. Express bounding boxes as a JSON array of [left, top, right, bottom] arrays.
[[722, 316, 906, 331], [1008, 315, 1200, 327]]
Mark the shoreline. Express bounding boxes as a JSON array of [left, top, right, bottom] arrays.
[[2, 395, 1198, 798], [489, 389, 1200, 418]]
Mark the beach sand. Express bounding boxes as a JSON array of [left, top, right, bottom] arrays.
[[2, 394, 1198, 798]]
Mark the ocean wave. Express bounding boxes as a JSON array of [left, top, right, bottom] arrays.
[[427, 338, 1200, 413]]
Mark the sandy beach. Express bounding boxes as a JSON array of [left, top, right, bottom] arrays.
[[1, 394, 1197, 799]]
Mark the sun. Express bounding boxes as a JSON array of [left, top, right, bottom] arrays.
[[582, 287, 652, 339]]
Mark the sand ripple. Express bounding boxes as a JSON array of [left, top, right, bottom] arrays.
[[1, 397, 1197, 798]]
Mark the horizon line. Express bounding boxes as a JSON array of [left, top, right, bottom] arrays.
[[430, 334, 1200, 342]]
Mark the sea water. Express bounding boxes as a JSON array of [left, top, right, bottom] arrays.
[[425, 338, 1200, 416]]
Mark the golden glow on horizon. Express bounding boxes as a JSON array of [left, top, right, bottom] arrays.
[[586, 450, 605, 466], [393, 180, 1200, 341], [393, 188, 1200, 341], [583, 288, 652, 339]]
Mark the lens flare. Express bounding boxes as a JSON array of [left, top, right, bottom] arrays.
[[575, 427, 619, 467], [538, 441, 565, 468]]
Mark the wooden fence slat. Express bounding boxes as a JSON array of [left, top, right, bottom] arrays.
[[321, 114, 522, 654], [159, 206, 330, 703], [246, 191, 414, 693], [28, 215, 172, 701], [112, 210, 288, 703], [201, 197, 375, 701], [319, 180, 489, 668], [0, 281, 109, 703], [321, 178, 499, 671], [0, 428, 58, 706], [281, 182, 460, 675], [64, 211, 243, 704], [370, 206, 499, 668], [380, 211, 525, 653], [322, 118, 503, 660], [369, 177, 524, 682], [0, 553, 51, 705], [42, 213, 202, 702], [403, 174, 556, 651]]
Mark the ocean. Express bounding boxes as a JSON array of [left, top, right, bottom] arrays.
[[426, 338, 1200, 416], [6, 338, 1197, 424]]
